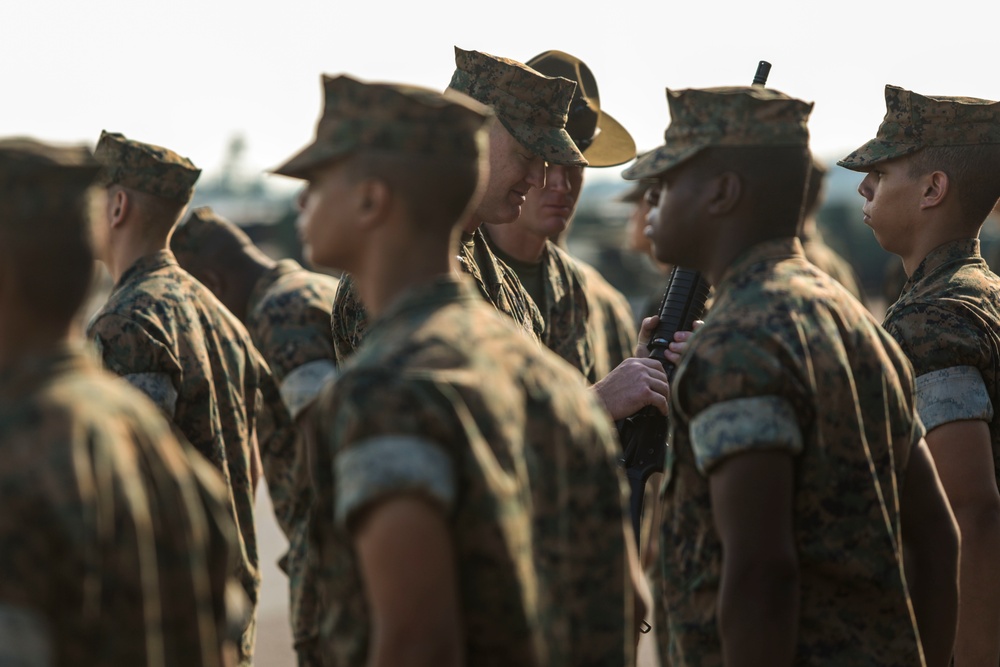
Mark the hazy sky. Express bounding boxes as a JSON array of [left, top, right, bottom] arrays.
[[4, 0, 998, 189]]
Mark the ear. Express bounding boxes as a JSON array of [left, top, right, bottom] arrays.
[[108, 187, 130, 229], [919, 170, 949, 210], [706, 171, 742, 216], [356, 178, 392, 229]]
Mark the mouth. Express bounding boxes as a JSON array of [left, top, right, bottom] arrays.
[[861, 208, 872, 225], [509, 189, 527, 205]]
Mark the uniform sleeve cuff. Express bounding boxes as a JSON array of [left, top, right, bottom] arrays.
[[916, 366, 993, 431], [335, 435, 455, 528], [690, 396, 803, 474], [122, 372, 178, 418], [280, 359, 338, 419]]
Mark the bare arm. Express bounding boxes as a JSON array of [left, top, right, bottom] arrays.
[[353, 495, 463, 667], [710, 450, 799, 667], [923, 421, 997, 666]]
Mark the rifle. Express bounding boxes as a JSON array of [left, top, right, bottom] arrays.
[[618, 61, 772, 547]]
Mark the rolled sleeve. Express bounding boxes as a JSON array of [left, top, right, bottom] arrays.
[[279, 359, 338, 419], [335, 435, 455, 528], [122, 372, 178, 418], [690, 395, 803, 474], [915, 365, 993, 431]]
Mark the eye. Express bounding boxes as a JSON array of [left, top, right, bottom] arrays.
[[644, 187, 661, 207]]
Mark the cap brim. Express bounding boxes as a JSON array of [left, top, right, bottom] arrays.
[[622, 143, 703, 180], [502, 118, 588, 167], [271, 141, 349, 179], [837, 139, 922, 172], [583, 111, 637, 168]]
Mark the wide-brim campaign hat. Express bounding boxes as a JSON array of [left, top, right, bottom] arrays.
[[838, 84, 1000, 171], [525, 50, 636, 168], [448, 47, 587, 167], [623, 86, 812, 181]]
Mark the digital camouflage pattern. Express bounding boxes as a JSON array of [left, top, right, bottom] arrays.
[[448, 47, 586, 167], [87, 250, 267, 666], [575, 259, 637, 380], [274, 74, 492, 178], [623, 86, 813, 181], [660, 238, 924, 666], [0, 347, 237, 667], [838, 85, 1000, 171], [486, 233, 597, 381], [245, 258, 340, 660], [94, 130, 201, 202], [883, 238, 1000, 482], [309, 275, 633, 667], [330, 227, 544, 365]]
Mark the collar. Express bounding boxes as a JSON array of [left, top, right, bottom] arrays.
[[115, 249, 178, 291], [714, 236, 805, 295], [366, 274, 478, 341], [904, 238, 980, 288]]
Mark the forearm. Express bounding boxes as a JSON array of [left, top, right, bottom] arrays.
[[718, 558, 799, 667], [369, 630, 462, 667], [952, 503, 1000, 666], [905, 532, 959, 667]]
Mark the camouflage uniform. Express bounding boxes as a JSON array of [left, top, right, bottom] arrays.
[[625, 87, 925, 665], [660, 239, 923, 666], [330, 228, 544, 365], [487, 232, 598, 380], [312, 276, 632, 667], [274, 73, 632, 667], [0, 138, 236, 667], [244, 257, 339, 663], [838, 86, 1000, 483], [88, 132, 264, 665], [575, 259, 636, 379], [0, 348, 237, 667], [879, 239, 1000, 476]]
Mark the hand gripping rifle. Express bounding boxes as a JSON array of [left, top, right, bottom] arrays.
[[618, 61, 772, 547]]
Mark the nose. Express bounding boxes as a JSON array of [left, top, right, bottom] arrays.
[[547, 165, 571, 193], [526, 155, 546, 190], [858, 173, 875, 201]]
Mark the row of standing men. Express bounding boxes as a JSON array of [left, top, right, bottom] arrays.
[[2, 45, 1000, 667]]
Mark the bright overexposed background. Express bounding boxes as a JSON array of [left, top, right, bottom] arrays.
[[5, 0, 998, 183], [14, 2, 998, 663]]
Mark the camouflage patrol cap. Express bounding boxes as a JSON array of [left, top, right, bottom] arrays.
[[838, 85, 1000, 171], [623, 86, 813, 181], [0, 137, 100, 217], [94, 131, 201, 203], [448, 47, 587, 167], [171, 206, 240, 258], [273, 74, 494, 179]]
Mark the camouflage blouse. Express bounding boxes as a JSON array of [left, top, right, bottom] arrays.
[[660, 238, 924, 666], [0, 347, 237, 667], [329, 228, 544, 366], [883, 238, 1000, 481], [86, 250, 266, 665], [310, 275, 632, 667]]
